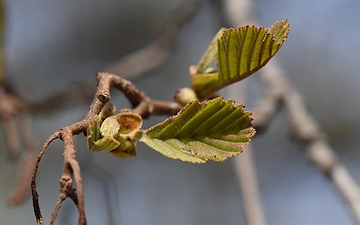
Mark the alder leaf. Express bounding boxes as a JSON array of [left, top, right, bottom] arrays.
[[192, 19, 290, 99], [196, 28, 226, 74], [140, 97, 255, 164]]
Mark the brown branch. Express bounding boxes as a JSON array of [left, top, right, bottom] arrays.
[[2, 116, 20, 158], [250, 86, 282, 133], [5, 0, 199, 211], [56, 129, 86, 225], [7, 151, 37, 205], [31, 73, 115, 224], [3, 2, 197, 207], [233, 145, 266, 225], [0, 90, 28, 158], [151, 100, 182, 116], [0, 88, 41, 205], [7, 114, 39, 205], [257, 58, 360, 223], [227, 83, 267, 225], [32, 131, 61, 225], [31, 72, 185, 224]]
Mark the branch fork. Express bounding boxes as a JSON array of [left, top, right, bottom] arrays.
[[31, 72, 182, 225]]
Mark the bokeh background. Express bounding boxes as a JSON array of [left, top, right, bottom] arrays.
[[1, 0, 360, 224]]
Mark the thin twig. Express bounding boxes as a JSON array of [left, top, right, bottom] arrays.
[[227, 83, 267, 225], [31, 72, 187, 224], [258, 57, 360, 224], [32, 131, 61, 225], [222, 0, 267, 225], [233, 145, 266, 225], [223, 0, 360, 222], [250, 87, 282, 133], [7, 114, 39, 205], [62, 129, 87, 225], [0, 90, 28, 158], [7, 151, 37, 205], [0, 89, 40, 205], [4, 0, 200, 211], [2, 116, 20, 158]]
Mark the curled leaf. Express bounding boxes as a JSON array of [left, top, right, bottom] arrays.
[[141, 97, 255, 163], [111, 112, 143, 158], [87, 115, 120, 152], [87, 111, 143, 158]]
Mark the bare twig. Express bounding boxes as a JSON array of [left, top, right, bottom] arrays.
[[233, 145, 266, 225], [0, 88, 40, 205], [31, 72, 185, 224], [32, 131, 61, 225], [60, 129, 86, 225], [7, 151, 37, 205], [250, 87, 282, 133], [256, 57, 360, 224], [0, 90, 28, 157], [7, 114, 39, 204], [222, 1, 267, 225], [4, 0, 199, 211], [228, 81, 267, 225]]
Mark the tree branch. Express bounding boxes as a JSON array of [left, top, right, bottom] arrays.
[[254, 57, 360, 223], [222, 0, 360, 222], [0, 88, 40, 205], [221, 1, 267, 225], [31, 72, 185, 224]]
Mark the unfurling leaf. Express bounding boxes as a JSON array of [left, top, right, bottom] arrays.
[[87, 110, 143, 158], [192, 19, 290, 99], [140, 97, 255, 164], [195, 28, 226, 75]]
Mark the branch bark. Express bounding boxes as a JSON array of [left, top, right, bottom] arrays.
[[31, 72, 184, 225]]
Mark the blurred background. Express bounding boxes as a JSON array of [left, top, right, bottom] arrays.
[[0, 0, 359, 224]]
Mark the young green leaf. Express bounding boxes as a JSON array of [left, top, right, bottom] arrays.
[[196, 28, 226, 75], [87, 115, 121, 152], [140, 97, 255, 163], [192, 19, 290, 99]]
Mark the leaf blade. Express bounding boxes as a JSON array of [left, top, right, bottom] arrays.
[[196, 28, 227, 74], [140, 97, 255, 163], [192, 19, 290, 98]]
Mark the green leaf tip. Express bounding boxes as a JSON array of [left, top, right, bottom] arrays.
[[192, 19, 290, 99], [140, 97, 256, 164]]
